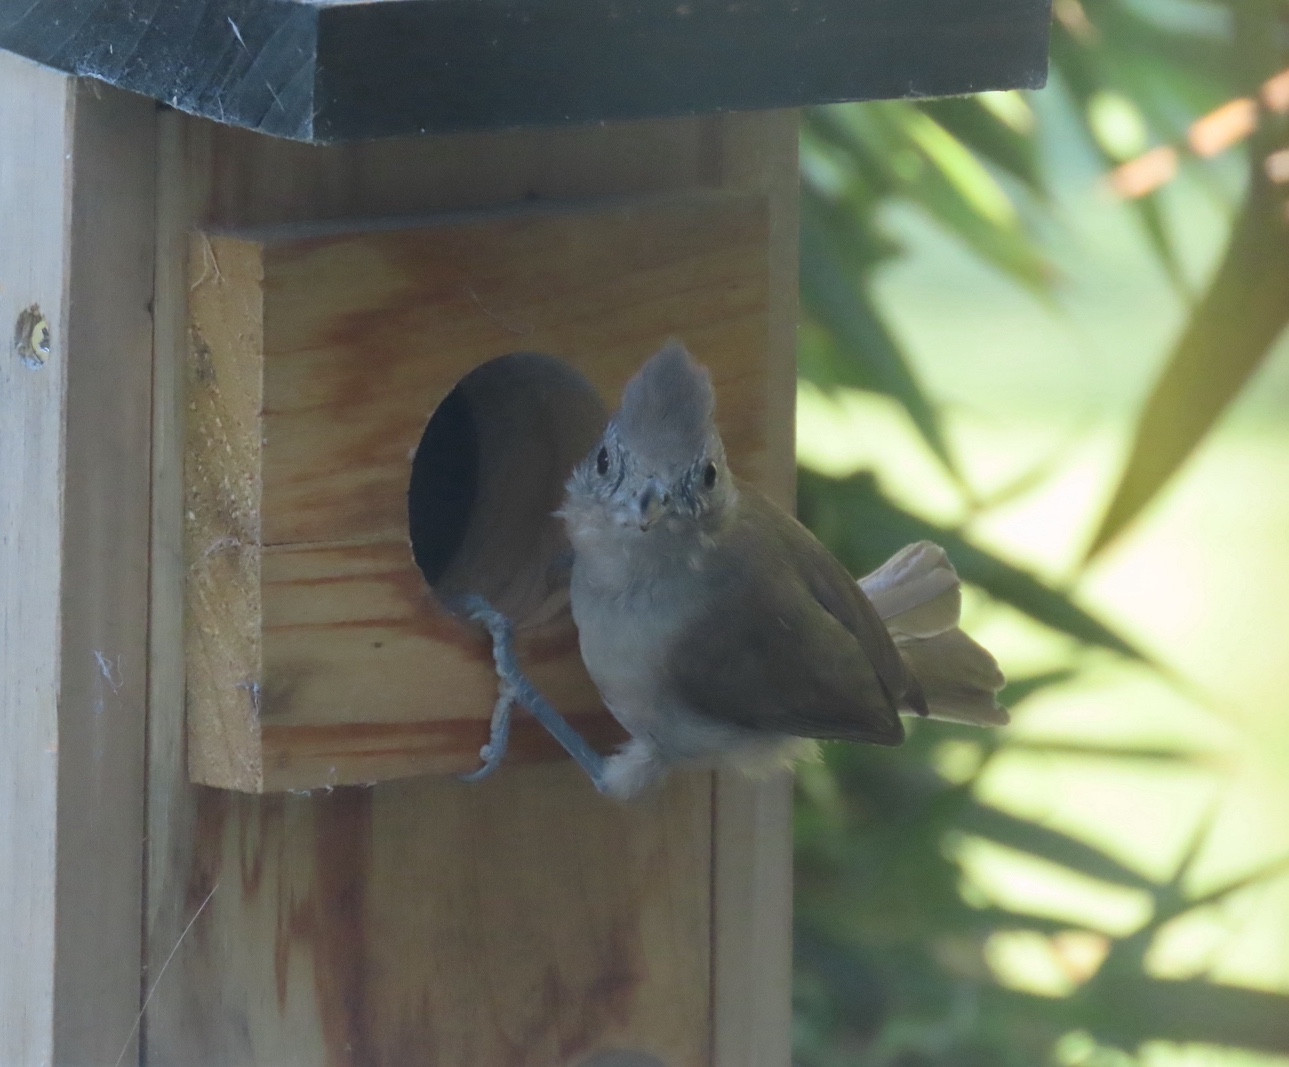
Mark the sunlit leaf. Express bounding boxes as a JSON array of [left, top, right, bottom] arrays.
[[1003, 738, 1217, 768], [1090, 90, 1151, 160], [812, 101, 1054, 295], [794, 8, 1286, 1065], [958, 804, 1159, 892], [999, 670, 1079, 707], [919, 96, 1043, 195], [1085, 170, 1289, 558], [1056, 1, 1238, 130], [1048, 7, 1239, 285], [902, 109, 1021, 229], [1177, 852, 1289, 915], [797, 469, 1152, 663], [800, 207, 963, 482], [1130, 189, 1193, 299], [1050, 80, 1185, 293]]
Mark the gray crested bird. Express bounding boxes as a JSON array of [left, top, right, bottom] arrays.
[[557, 342, 1007, 799]]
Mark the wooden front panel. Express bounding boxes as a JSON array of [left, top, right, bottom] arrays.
[[167, 767, 710, 1066], [186, 194, 772, 793], [148, 112, 796, 1067]]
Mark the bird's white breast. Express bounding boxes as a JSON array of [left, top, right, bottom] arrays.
[[570, 567, 679, 736]]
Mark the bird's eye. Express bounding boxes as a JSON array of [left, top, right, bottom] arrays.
[[596, 447, 610, 476], [703, 461, 718, 489]]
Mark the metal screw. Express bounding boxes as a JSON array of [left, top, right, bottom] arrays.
[[14, 305, 51, 367]]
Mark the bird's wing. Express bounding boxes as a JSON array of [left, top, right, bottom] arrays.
[[750, 490, 910, 702], [665, 487, 906, 745]]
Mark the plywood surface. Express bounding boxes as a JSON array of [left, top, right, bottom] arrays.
[[186, 193, 773, 792], [148, 112, 794, 1066]]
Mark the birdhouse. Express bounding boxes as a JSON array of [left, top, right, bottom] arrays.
[[0, 3, 1049, 1064]]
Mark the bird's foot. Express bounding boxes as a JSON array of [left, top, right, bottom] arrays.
[[452, 594, 611, 793]]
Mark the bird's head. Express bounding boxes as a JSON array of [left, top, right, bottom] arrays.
[[561, 343, 737, 547]]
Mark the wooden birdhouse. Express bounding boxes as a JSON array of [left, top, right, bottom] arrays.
[[0, 2, 1049, 1063]]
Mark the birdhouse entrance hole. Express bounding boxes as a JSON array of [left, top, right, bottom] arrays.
[[408, 353, 606, 628], [182, 192, 771, 791]]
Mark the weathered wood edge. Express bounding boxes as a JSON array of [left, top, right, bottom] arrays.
[[0, 53, 156, 1065], [709, 106, 797, 1067], [0, 52, 70, 1066], [0, 0, 1052, 143], [186, 231, 267, 792], [55, 76, 157, 1067]]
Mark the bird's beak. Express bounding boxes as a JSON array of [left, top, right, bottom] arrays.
[[634, 479, 670, 531]]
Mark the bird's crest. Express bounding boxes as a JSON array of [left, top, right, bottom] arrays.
[[615, 342, 716, 468]]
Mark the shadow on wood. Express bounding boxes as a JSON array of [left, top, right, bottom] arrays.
[[409, 352, 606, 627], [184, 191, 773, 792]]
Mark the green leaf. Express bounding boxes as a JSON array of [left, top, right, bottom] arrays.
[[808, 102, 1054, 296], [1177, 852, 1289, 916], [862, 103, 1054, 295], [1081, 976, 1289, 1053], [958, 803, 1158, 892], [1054, 2, 1239, 131], [1085, 171, 1289, 558], [800, 206, 963, 483], [1131, 190, 1193, 301], [1048, 9, 1240, 286], [1003, 738, 1216, 768], [999, 669, 1079, 707], [797, 470, 1152, 663], [918, 96, 1044, 196]]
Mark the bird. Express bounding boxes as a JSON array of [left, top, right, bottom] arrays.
[[554, 341, 1007, 799]]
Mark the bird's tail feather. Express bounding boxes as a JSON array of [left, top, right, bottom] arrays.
[[859, 541, 1008, 727]]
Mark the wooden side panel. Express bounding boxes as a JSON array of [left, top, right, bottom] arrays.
[[710, 108, 799, 1067], [186, 195, 772, 792], [0, 53, 68, 1067], [0, 53, 155, 1066], [147, 113, 795, 1066], [56, 74, 157, 1067]]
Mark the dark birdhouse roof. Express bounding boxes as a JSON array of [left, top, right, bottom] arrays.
[[0, 0, 1052, 143]]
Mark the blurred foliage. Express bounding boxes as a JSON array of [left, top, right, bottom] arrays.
[[794, 0, 1289, 1063]]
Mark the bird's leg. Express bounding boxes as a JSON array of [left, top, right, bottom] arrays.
[[453, 594, 610, 793], [456, 657, 515, 785]]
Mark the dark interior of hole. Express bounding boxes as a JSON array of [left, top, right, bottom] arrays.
[[409, 352, 607, 624], [408, 385, 478, 587]]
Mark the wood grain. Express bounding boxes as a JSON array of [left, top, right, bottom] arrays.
[[147, 111, 794, 1066], [708, 108, 799, 1067], [186, 194, 773, 792], [0, 52, 68, 1067], [185, 232, 266, 790], [0, 54, 156, 1065]]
